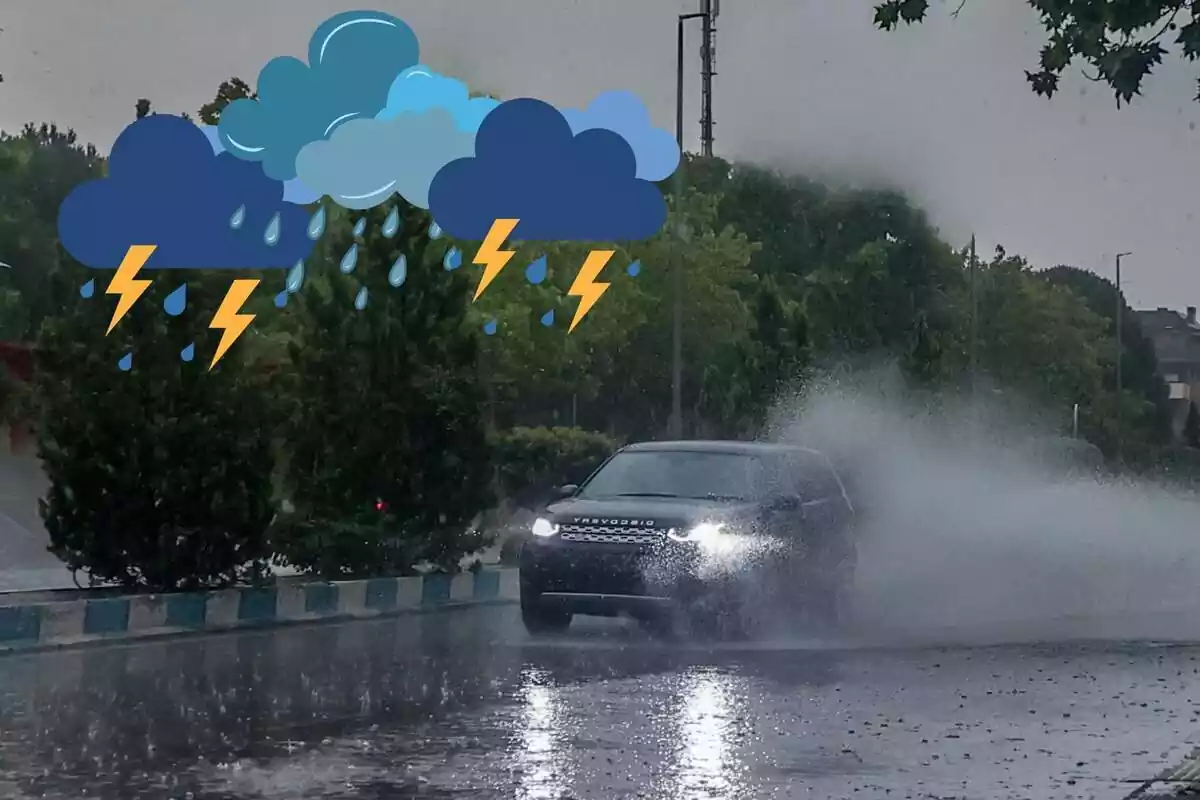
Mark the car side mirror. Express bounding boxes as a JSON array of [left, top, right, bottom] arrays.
[[556, 484, 579, 498]]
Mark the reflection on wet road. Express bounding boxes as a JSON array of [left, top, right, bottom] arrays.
[[0, 607, 1198, 798]]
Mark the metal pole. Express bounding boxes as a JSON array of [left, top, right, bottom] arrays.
[[1073, 403, 1079, 439], [969, 235, 977, 401], [1115, 252, 1130, 463], [700, 0, 716, 157]]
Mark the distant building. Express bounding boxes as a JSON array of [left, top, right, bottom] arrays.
[[1135, 306, 1200, 436]]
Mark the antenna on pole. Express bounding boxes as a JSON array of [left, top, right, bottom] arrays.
[[699, 0, 717, 157]]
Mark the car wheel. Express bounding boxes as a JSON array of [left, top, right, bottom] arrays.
[[520, 582, 572, 635]]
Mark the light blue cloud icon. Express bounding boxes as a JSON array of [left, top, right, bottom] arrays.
[[199, 125, 321, 205], [216, 10, 420, 181], [295, 110, 474, 210], [376, 65, 500, 133], [561, 90, 680, 182]]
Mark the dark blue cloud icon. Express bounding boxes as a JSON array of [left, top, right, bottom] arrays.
[[427, 98, 668, 242], [218, 10, 420, 181], [58, 114, 315, 269]]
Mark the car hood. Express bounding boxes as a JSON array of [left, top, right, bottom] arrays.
[[545, 496, 759, 528]]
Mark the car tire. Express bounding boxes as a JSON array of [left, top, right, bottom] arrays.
[[520, 583, 572, 635]]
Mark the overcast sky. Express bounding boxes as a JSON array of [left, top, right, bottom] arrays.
[[2, 0, 1198, 309]]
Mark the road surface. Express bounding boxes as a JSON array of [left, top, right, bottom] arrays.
[[0, 607, 1197, 799]]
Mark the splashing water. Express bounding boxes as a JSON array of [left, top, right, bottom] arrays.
[[264, 212, 282, 246], [274, 291, 288, 309], [286, 261, 306, 293], [230, 205, 246, 230], [443, 247, 462, 271], [483, 318, 498, 335], [382, 206, 401, 238], [117, 353, 133, 371], [428, 221, 443, 239], [353, 217, 367, 237], [163, 284, 187, 316], [307, 207, 327, 240], [388, 255, 408, 287], [180, 343, 195, 363], [354, 286, 369, 311], [79, 279, 95, 299], [627, 260, 642, 277], [541, 309, 555, 327], [525, 255, 548, 284], [340, 244, 359, 274]]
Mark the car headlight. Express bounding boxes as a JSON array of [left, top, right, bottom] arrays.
[[667, 522, 725, 543], [531, 517, 560, 538]]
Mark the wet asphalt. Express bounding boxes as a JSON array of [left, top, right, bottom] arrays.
[[1, 607, 1199, 800]]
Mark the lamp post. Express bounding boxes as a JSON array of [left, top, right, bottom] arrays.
[[1115, 251, 1131, 463]]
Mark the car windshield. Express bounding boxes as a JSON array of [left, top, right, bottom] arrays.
[[577, 450, 767, 501]]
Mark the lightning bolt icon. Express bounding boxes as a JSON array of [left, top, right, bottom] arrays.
[[472, 218, 519, 301], [567, 250, 615, 333], [105, 245, 156, 334], [208, 279, 260, 370]]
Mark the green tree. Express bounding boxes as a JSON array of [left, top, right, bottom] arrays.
[[1185, 401, 1200, 447], [872, 0, 1200, 105]]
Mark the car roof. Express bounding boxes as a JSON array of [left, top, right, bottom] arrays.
[[620, 440, 828, 458]]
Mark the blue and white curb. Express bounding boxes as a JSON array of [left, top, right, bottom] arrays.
[[0, 569, 519, 652]]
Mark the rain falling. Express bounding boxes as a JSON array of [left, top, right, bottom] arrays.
[[286, 261, 306, 293], [382, 206, 401, 238], [263, 212, 282, 246], [388, 255, 408, 287], [306, 206, 326, 240], [525, 256, 548, 285], [79, 279, 95, 299], [163, 284, 187, 316], [354, 286, 369, 311], [229, 205, 246, 230], [340, 244, 359, 274], [443, 247, 462, 271]]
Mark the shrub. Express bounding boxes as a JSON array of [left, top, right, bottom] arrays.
[[493, 426, 619, 509]]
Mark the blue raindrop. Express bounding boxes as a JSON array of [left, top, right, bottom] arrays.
[[340, 244, 359, 274], [163, 284, 187, 316], [117, 353, 133, 372], [274, 291, 288, 309], [79, 279, 95, 299], [382, 206, 401, 238], [353, 217, 367, 237], [627, 260, 642, 277], [429, 221, 443, 240], [388, 255, 408, 287], [286, 260, 306, 293], [180, 343, 195, 363], [264, 212, 282, 246], [443, 247, 462, 271], [525, 255, 548, 285], [354, 286, 369, 311], [541, 309, 555, 327], [307, 206, 327, 240], [229, 205, 246, 230], [483, 318, 498, 336]]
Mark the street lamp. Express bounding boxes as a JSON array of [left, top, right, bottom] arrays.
[[1115, 251, 1131, 463]]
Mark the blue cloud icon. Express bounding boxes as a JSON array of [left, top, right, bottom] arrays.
[[58, 115, 315, 269], [561, 90, 680, 182], [199, 125, 320, 205], [217, 10, 420, 181], [427, 98, 667, 242], [377, 65, 500, 133]]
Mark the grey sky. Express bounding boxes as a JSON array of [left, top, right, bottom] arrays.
[[2, 0, 1198, 309]]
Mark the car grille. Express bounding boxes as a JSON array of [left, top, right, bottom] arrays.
[[559, 523, 669, 545]]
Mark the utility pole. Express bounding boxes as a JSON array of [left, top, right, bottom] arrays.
[[1115, 252, 1131, 463], [699, 0, 718, 157], [969, 234, 978, 401]]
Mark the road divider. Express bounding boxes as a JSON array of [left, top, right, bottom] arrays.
[[0, 569, 519, 653]]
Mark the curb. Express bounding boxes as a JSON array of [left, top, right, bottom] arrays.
[[0, 569, 520, 654]]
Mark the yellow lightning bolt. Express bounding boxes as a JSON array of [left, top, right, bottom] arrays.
[[567, 250, 615, 333], [472, 218, 520, 301], [105, 244, 156, 335], [208, 278, 260, 370]]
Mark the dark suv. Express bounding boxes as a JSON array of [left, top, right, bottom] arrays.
[[518, 440, 856, 638]]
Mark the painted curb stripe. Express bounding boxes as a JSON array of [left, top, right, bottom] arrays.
[[84, 598, 130, 635]]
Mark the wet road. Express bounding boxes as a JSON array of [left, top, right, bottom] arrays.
[[0, 608, 1198, 799]]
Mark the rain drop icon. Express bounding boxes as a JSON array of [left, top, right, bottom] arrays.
[[354, 286, 369, 311], [353, 217, 367, 238], [429, 221, 443, 240], [525, 256, 548, 285], [274, 291, 288, 309], [286, 261, 306, 293], [79, 279, 95, 299], [230, 205, 246, 230], [163, 284, 187, 316], [180, 343, 195, 363], [382, 206, 401, 238], [117, 353, 133, 372], [483, 318, 498, 336], [443, 247, 462, 271], [307, 206, 327, 240], [388, 255, 408, 287], [264, 212, 282, 246], [627, 260, 642, 277], [340, 244, 359, 274], [541, 309, 555, 327]]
